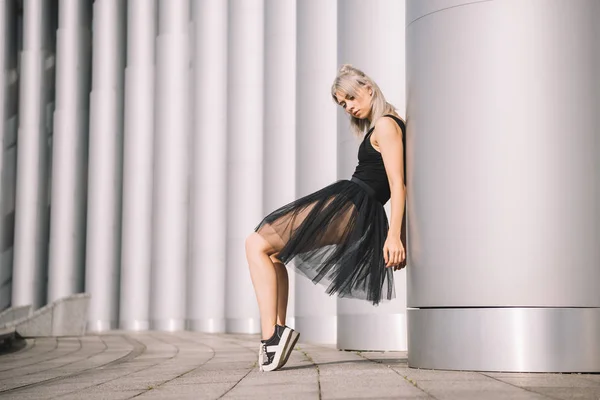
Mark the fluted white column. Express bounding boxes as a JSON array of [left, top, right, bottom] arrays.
[[85, 0, 126, 332], [187, 0, 228, 333], [150, 0, 190, 331], [119, 0, 156, 332], [263, 0, 297, 328], [12, 0, 56, 309], [48, 0, 92, 302], [295, 0, 338, 344], [336, 0, 407, 351], [225, 0, 264, 333], [0, 0, 19, 310]]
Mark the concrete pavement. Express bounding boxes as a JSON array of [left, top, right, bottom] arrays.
[[0, 331, 599, 399]]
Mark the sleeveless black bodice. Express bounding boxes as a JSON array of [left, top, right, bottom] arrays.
[[351, 115, 406, 204]]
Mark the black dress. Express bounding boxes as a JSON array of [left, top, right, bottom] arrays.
[[254, 114, 406, 305]]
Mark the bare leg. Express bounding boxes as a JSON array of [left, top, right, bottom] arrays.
[[245, 232, 279, 340], [271, 257, 289, 326]]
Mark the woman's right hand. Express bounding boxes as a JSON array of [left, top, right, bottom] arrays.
[[383, 235, 406, 270]]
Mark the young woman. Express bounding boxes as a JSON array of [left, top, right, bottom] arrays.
[[245, 64, 407, 372]]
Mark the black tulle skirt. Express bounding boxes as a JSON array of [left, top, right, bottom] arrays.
[[254, 177, 400, 305]]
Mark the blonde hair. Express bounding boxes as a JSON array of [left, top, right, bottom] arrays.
[[331, 64, 396, 138]]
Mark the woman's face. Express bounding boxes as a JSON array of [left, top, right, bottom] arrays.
[[334, 85, 372, 120]]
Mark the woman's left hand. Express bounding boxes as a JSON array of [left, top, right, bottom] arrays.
[[383, 234, 406, 270]]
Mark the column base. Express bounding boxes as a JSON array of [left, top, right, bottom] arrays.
[[225, 317, 260, 334], [119, 320, 149, 331], [294, 315, 337, 345], [408, 307, 600, 372], [337, 313, 407, 351], [187, 318, 225, 333], [87, 319, 118, 332], [150, 319, 185, 331]]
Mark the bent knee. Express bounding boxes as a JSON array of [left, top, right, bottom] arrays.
[[270, 253, 283, 264], [245, 232, 276, 258]]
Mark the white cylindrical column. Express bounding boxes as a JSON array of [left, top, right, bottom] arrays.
[[0, 0, 19, 310], [225, 0, 264, 334], [150, 0, 190, 331], [187, 0, 228, 333], [12, 0, 56, 309], [119, 0, 156, 332], [263, 0, 297, 207], [336, 0, 407, 351], [262, 0, 297, 328], [406, 0, 600, 372], [295, 0, 338, 344], [85, 0, 126, 332], [48, 0, 92, 302]]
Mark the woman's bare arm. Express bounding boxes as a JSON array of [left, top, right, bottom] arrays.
[[374, 116, 406, 238]]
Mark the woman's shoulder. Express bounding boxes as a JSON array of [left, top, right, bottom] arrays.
[[381, 113, 405, 127], [374, 113, 405, 134]]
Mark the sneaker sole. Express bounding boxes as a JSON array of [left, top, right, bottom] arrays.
[[278, 330, 300, 369], [261, 328, 292, 372], [258, 343, 264, 372]]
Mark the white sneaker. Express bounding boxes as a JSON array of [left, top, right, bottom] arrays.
[[259, 324, 292, 372]]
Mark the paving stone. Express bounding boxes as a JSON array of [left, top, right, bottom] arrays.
[[415, 379, 550, 400], [524, 386, 600, 400], [228, 373, 318, 399], [578, 374, 600, 383], [226, 393, 320, 400], [493, 374, 600, 388], [58, 389, 144, 400], [171, 370, 249, 385], [392, 366, 491, 382]]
